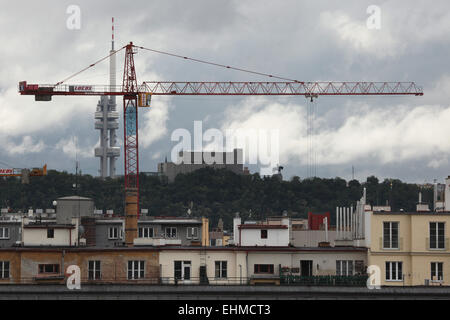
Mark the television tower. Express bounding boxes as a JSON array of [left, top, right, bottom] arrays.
[[94, 18, 120, 178]]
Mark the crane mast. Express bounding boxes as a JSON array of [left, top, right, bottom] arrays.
[[122, 43, 139, 246]]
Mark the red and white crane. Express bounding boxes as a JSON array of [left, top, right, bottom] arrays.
[[18, 42, 423, 245]]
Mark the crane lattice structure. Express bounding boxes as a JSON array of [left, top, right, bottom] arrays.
[[18, 42, 423, 246]]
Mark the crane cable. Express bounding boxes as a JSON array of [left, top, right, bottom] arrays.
[[135, 45, 304, 84], [54, 45, 126, 86], [54, 43, 302, 86]]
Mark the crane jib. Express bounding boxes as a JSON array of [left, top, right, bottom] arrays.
[[18, 81, 424, 97]]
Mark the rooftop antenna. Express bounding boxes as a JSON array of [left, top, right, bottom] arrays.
[[111, 17, 114, 51], [74, 137, 81, 246]]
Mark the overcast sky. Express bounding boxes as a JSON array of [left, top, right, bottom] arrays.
[[1, 0, 450, 183]]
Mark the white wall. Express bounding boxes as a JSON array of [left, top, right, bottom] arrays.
[[159, 250, 247, 284], [23, 227, 77, 246], [22, 218, 78, 246], [292, 230, 337, 247], [247, 251, 368, 277], [240, 228, 289, 246], [445, 177, 450, 211]]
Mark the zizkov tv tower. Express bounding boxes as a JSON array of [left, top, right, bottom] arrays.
[[95, 18, 120, 178]]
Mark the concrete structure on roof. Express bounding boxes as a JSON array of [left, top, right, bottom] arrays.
[[158, 149, 244, 183], [22, 217, 79, 247], [232, 214, 290, 247], [56, 196, 94, 224]]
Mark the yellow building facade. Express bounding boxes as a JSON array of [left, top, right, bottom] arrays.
[[368, 212, 450, 286]]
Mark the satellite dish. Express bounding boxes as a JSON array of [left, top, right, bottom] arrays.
[[187, 208, 192, 216], [52, 200, 57, 206]]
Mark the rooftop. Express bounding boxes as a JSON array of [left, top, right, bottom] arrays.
[[238, 224, 288, 229], [373, 211, 450, 215], [0, 245, 367, 253], [57, 196, 93, 201]]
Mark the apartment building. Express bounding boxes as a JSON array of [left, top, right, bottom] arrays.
[[159, 246, 367, 285], [84, 215, 209, 247], [367, 210, 450, 286], [0, 247, 159, 284], [0, 197, 209, 248], [0, 215, 21, 248]]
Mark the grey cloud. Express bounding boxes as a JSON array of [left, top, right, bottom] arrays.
[[0, 0, 449, 183]]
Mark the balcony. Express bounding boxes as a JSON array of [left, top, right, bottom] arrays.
[[134, 237, 182, 246]]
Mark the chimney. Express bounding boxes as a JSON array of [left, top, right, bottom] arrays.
[[233, 213, 241, 246], [416, 191, 430, 212], [434, 179, 438, 211], [124, 189, 138, 246], [445, 177, 450, 212]]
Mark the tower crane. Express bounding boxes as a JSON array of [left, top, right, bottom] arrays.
[[18, 42, 423, 246]]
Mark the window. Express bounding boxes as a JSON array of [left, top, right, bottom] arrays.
[[165, 227, 177, 238], [88, 261, 101, 280], [215, 261, 227, 279], [187, 227, 199, 239], [47, 228, 54, 239], [385, 262, 403, 281], [38, 264, 60, 274], [254, 264, 274, 274], [336, 260, 354, 276], [174, 261, 191, 280], [138, 227, 154, 238], [261, 229, 268, 239], [0, 227, 9, 239], [431, 262, 443, 282], [383, 222, 399, 249], [108, 227, 119, 239], [0, 261, 9, 279], [127, 260, 145, 280], [430, 222, 445, 249], [300, 260, 313, 276]]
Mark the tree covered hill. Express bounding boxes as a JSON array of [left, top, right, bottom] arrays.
[[0, 168, 431, 230]]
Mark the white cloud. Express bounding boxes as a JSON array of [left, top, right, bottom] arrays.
[[320, 1, 450, 59], [220, 97, 450, 168], [1, 136, 45, 155], [139, 96, 172, 148], [55, 136, 98, 159], [0, 0, 449, 180], [320, 10, 400, 58], [427, 157, 448, 169]]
